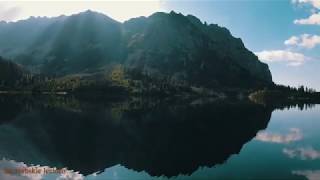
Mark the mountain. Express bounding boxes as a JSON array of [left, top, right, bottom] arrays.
[[123, 12, 272, 88], [0, 11, 123, 74], [0, 10, 273, 89]]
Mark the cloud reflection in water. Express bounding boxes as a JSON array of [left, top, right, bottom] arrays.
[[293, 170, 320, 180], [255, 128, 303, 144], [283, 147, 320, 160]]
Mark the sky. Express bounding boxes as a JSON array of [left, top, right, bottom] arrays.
[[0, 0, 319, 90]]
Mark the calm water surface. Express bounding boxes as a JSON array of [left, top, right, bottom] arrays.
[[0, 96, 319, 180]]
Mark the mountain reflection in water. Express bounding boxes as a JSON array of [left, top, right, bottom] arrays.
[[0, 95, 273, 178]]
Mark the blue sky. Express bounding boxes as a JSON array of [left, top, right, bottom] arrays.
[[0, 0, 319, 90]]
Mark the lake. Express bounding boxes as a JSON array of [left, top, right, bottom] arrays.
[[0, 95, 319, 180]]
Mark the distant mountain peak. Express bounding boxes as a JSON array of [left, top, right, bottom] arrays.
[[79, 9, 100, 16], [73, 9, 119, 23]]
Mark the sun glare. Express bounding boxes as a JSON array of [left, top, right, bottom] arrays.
[[0, 1, 165, 22]]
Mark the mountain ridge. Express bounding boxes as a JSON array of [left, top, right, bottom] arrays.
[[0, 10, 272, 89]]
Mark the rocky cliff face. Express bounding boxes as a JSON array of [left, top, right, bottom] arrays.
[[0, 11, 272, 88], [123, 11, 272, 88]]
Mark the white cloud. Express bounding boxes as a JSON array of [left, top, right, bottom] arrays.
[[293, 170, 320, 180], [255, 128, 303, 144], [283, 147, 320, 160], [294, 12, 320, 25], [292, 0, 320, 9], [284, 36, 300, 46], [285, 34, 320, 48], [255, 50, 311, 66]]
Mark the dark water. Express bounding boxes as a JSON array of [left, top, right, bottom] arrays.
[[0, 95, 319, 180]]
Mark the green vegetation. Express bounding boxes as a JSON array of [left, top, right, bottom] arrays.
[[249, 84, 320, 108]]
